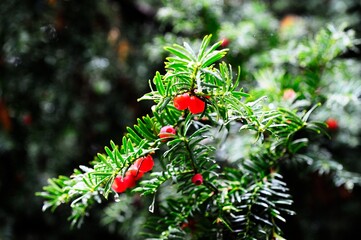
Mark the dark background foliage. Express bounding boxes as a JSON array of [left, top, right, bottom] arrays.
[[0, 0, 360, 239]]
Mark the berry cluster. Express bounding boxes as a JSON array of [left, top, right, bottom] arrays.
[[112, 124, 204, 193], [173, 93, 207, 185], [112, 155, 154, 193], [173, 93, 206, 114]]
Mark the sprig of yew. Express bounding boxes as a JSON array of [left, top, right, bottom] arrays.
[[37, 35, 325, 238]]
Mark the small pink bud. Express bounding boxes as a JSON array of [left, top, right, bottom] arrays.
[[283, 89, 296, 100], [159, 125, 176, 141]]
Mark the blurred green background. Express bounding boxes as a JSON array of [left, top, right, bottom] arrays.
[[1, 0, 360, 239]]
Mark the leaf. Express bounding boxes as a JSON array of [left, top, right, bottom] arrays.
[[197, 35, 213, 62], [126, 126, 143, 145], [134, 120, 156, 141], [97, 153, 113, 169], [302, 103, 320, 122], [153, 71, 166, 96], [164, 44, 195, 61], [156, 96, 172, 112], [201, 50, 228, 68], [104, 146, 114, 162], [232, 91, 250, 99]]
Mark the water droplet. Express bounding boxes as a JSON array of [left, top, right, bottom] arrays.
[[114, 193, 120, 202], [148, 195, 156, 213], [148, 204, 154, 213]]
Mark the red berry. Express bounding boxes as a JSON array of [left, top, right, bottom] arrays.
[[221, 38, 230, 48], [326, 118, 338, 130], [134, 155, 154, 173], [180, 219, 196, 231], [159, 125, 176, 141], [173, 93, 190, 110], [192, 173, 203, 185], [126, 167, 144, 181], [188, 96, 205, 114], [112, 175, 136, 193], [22, 114, 32, 125], [125, 175, 136, 188]]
